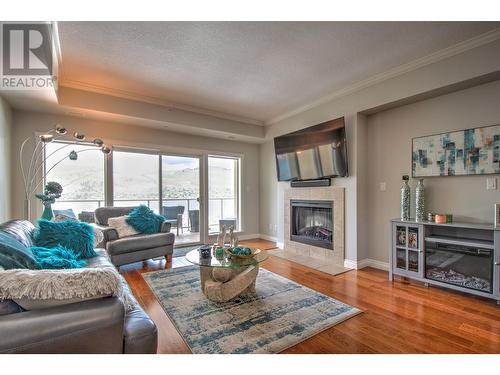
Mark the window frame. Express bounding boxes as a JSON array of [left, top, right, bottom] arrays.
[[207, 153, 243, 234], [43, 140, 244, 238]]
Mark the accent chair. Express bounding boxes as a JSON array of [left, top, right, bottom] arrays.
[[94, 206, 175, 267]]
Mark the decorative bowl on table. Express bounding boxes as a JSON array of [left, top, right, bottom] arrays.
[[224, 246, 261, 259]]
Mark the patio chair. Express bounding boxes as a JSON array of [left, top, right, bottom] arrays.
[[162, 206, 185, 236], [219, 218, 237, 231]]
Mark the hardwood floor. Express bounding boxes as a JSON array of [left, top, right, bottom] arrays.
[[120, 239, 500, 354]]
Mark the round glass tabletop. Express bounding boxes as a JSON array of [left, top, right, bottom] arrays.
[[185, 247, 269, 268]]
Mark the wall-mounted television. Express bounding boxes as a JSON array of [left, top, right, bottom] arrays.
[[274, 116, 348, 181]]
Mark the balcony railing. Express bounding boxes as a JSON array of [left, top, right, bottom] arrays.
[[53, 197, 236, 232]]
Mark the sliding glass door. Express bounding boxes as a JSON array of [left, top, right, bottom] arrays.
[[162, 155, 201, 245], [113, 150, 160, 212], [208, 155, 240, 234], [109, 149, 240, 246]]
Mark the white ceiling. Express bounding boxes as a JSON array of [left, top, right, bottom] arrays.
[[57, 21, 500, 124]]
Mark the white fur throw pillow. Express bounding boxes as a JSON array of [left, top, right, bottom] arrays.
[[107, 215, 139, 238], [0, 268, 134, 311]]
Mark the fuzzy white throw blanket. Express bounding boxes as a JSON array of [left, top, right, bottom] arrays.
[[0, 267, 134, 311]]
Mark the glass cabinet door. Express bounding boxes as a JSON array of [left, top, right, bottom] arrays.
[[393, 224, 421, 275], [396, 226, 406, 247], [408, 250, 419, 273], [407, 227, 420, 273], [408, 227, 419, 249], [396, 248, 406, 270]]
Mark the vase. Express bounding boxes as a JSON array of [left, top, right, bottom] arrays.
[[415, 179, 425, 222], [41, 203, 54, 221], [400, 175, 410, 221], [217, 226, 227, 247]]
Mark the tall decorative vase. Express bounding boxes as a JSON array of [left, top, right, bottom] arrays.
[[41, 203, 54, 221], [415, 179, 425, 222], [400, 175, 410, 221], [217, 226, 227, 247]]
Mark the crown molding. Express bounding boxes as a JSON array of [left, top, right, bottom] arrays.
[[59, 78, 265, 126], [265, 27, 500, 125]]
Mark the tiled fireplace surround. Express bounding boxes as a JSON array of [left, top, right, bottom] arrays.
[[269, 186, 346, 274]]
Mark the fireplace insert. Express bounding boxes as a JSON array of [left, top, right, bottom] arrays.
[[290, 200, 333, 250], [425, 238, 493, 294]]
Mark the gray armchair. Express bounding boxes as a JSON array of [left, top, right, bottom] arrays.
[[94, 207, 175, 267]]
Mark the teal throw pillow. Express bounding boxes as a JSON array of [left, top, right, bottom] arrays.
[[31, 245, 86, 269], [126, 205, 165, 234], [0, 231, 38, 270], [34, 220, 96, 259]]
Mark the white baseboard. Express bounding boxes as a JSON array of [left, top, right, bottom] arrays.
[[367, 259, 390, 271], [343, 259, 358, 269], [344, 258, 389, 271], [259, 234, 278, 242]]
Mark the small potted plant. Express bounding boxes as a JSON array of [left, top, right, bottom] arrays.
[[35, 181, 63, 220]]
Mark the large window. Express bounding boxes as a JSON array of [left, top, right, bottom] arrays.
[[45, 141, 105, 216], [208, 155, 240, 233], [112, 150, 160, 212], [44, 143, 242, 242]]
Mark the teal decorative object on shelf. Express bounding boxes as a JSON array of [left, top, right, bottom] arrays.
[[400, 175, 410, 221], [35, 181, 63, 221], [415, 179, 425, 222]]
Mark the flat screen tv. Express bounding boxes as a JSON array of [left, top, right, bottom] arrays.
[[274, 116, 348, 181]]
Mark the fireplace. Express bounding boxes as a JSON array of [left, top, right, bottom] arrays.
[[425, 239, 493, 293], [290, 200, 333, 250]]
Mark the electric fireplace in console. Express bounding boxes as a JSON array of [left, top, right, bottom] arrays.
[[290, 200, 333, 250]]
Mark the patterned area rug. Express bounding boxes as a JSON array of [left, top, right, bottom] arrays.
[[143, 266, 361, 354]]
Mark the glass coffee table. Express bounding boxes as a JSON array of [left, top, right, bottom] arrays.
[[185, 247, 268, 302]]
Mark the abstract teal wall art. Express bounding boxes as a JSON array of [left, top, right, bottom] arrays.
[[412, 124, 500, 177]]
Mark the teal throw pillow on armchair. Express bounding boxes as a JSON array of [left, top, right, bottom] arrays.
[[34, 220, 96, 259], [126, 205, 165, 234]]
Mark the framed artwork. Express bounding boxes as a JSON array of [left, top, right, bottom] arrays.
[[412, 124, 500, 177]]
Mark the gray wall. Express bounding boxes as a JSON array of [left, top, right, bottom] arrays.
[[366, 80, 500, 263], [0, 97, 12, 222], [11, 110, 261, 236], [260, 113, 363, 263], [259, 37, 500, 265]]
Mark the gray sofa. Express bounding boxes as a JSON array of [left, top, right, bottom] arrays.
[[0, 220, 158, 354], [94, 206, 175, 267]]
